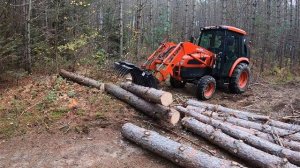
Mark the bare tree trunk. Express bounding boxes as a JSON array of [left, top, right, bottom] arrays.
[[191, 0, 196, 37], [221, 0, 227, 24], [166, 0, 171, 38], [135, 0, 142, 61], [250, 0, 257, 42], [149, 0, 154, 50], [182, 117, 298, 168], [24, 0, 32, 73], [119, 0, 124, 57], [184, 0, 189, 40]]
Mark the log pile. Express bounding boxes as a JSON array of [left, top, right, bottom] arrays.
[[105, 83, 180, 126], [58, 70, 300, 167], [178, 99, 300, 167]]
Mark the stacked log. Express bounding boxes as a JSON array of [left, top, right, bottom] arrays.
[[182, 117, 298, 168], [178, 108, 300, 165], [121, 123, 243, 168], [177, 106, 300, 152], [105, 83, 180, 126], [187, 100, 300, 132], [120, 82, 173, 106]]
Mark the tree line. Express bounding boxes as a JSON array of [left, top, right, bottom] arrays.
[[0, 0, 299, 76]]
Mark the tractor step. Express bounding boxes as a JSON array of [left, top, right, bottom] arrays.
[[114, 61, 158, 88]]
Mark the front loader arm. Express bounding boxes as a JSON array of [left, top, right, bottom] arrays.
[[154, 42, 205, 81]]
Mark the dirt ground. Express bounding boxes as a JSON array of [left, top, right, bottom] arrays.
[[0, 70, 299, 168]]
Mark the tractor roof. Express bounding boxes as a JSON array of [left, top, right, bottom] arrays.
[[201, 25, 247, 35]]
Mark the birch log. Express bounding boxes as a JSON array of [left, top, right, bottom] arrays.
[[105, 83, 180, 125], [181, 111, 300, 166], [121, 123, 242, 168], [120, 82, 173, 106], [59, 69, 104, 90], [177, 106, 300, 151], [182, 117, 298, 168]]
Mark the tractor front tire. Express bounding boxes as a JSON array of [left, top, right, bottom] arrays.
[[170, 77, 186, 88], [229, 63, 250, 94], [196, 76, 216, 100]]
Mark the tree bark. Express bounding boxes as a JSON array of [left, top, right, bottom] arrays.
[[119, 0, 124, 57], [186, 100, 269, 121], [195, 110, 300, 142], [120, 82, 173, 106], [182, 117, 298, 168], [177, 106, 300, 151], [121, 123, 242, 168], [59, 69, 104, 90], [187, 104, 300, 132], [105, 84, 180, 126], [181, 110, 300, 166]]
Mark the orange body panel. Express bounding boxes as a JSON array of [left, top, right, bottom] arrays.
[[221, 25, 247, 35], [228, 57, 249, 77], [142, 42, 215, 81]]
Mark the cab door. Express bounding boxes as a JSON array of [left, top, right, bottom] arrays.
[[220, 31, 242, 77]]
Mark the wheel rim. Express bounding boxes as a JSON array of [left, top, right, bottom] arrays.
[[239, 71, 249, 89], [204, 83, 215, 98]]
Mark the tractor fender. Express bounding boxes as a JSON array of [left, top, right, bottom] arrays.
[[229, 57, 249, 77]]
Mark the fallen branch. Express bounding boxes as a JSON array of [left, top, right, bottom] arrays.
[[121, 123, 243, 168], [182, 117, 297, 168]]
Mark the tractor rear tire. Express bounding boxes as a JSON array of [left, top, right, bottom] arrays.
[[196, 76, 216, 100], [170, 77, 186, 88], [229, 63, 250, 94]]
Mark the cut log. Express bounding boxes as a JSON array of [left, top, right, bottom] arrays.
[[203, 111, 300, 142], [181, 110, 300, 166], [267, 120, 300, 132], [187, 100, 300, 132], [186, 100, 269, 121], [59, 69, 104, 90], [121, 123, 242, 168], [182, 117, 298, 168], [120, 82, 173, 106], [105, 83, 180, 126], [177, 106, 300, 152]]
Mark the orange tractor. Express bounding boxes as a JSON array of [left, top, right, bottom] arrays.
[[115, 26, 251, 100]]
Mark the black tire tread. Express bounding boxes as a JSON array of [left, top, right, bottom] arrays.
[[196, 75, 216, 100], [229, 63, 250, 94]]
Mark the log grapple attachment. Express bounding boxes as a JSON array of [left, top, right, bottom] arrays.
[[114, 61, 158, 88]]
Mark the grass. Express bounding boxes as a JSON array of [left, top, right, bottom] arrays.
[[50, 108, 69, 120]]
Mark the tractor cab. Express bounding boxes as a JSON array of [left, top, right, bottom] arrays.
[[197, 26, 250, 78]]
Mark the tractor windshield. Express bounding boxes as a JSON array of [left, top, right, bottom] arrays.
[[198, 30, 225, 54]]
